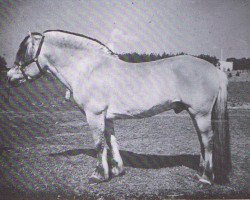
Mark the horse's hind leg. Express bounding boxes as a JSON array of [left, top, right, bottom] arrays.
[[194, 114, 214, 184], [188, 112, 205, 170], [86, 111, 109, 183], [105, 119, 124, 177]]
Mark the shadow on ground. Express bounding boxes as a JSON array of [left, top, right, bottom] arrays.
[[50, 148, 200, 171]]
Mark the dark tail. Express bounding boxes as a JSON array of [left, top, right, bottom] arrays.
[[212, 70, 231, 184]]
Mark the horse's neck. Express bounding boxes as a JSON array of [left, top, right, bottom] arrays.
[[45, 32, 111, 56], [41, 39, 110, 91]]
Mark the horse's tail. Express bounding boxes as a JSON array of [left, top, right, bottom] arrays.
[[212, 70, 231, 184]]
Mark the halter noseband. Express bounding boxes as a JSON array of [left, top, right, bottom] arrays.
[[15, 35, 45, 81]]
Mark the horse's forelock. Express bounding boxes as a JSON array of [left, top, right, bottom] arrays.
[[16, 35, 30, 62], [16, 33, 41, 62]]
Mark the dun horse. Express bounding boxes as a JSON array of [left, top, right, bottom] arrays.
[[7, 30, 231, 185]]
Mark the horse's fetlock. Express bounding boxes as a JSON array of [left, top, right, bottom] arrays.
[[110, 158, 119, 167], [204, 165, 214, 181]]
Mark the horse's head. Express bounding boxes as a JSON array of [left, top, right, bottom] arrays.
[[7, 31, 46, 86]]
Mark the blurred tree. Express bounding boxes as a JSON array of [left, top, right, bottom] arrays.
[[150, 53, 156, 61], [161, 52, 167, 59], [156, 53, 162, 60], [195, 54, 219, 66], [227, 57, 250, 70], [176, 52, 186, 56], [119, 52, 221, 67]]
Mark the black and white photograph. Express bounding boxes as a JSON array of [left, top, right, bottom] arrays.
[[0, 0, 249, 199]]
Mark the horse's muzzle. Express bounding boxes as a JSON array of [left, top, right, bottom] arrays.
[[7, 68, 28, 87], [7, 76, 26, 87]]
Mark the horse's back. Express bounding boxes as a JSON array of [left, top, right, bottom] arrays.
[[87, 55, 222, 118], [107, 56, 215, 117]]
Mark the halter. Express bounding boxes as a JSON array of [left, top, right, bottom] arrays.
[[14, 34, 45, 81]]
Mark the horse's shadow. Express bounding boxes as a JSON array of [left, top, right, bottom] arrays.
[[50, 148, 200, 171]]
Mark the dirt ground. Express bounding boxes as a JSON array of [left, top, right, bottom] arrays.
[[0, 108, 249, 199], [0, 75, 249, 199]]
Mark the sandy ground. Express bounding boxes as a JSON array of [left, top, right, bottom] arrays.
[[0, 108, 249, 199]]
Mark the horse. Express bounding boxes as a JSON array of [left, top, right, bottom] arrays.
[[7, 30, 231, 185]]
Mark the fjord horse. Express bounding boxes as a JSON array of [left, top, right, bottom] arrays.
[[7, 30, 231, 184]]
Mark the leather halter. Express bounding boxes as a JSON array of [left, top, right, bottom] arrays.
[[14, 35, 45, 82]]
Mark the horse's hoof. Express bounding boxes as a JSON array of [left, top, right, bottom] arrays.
[[88, 173, 108, 184], [111, 168, 125, 178], [199, 177, 212, 185], [195, 174, 212, 185], [88, 176, 107, 184]]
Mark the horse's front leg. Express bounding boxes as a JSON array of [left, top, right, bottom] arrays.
[[86, 111, 109, 183], [105, 119, 124, 177]]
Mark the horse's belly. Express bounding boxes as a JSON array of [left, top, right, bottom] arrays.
[[106, 100, 173, 119], [105, 71, 178, 119]]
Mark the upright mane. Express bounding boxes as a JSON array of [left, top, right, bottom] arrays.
[[43, 30, 117, 56]]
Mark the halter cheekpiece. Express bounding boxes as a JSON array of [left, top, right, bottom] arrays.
[[15, 34, 45, 81]]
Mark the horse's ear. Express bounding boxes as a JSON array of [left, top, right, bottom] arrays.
[[28, 31, 32, 38]]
